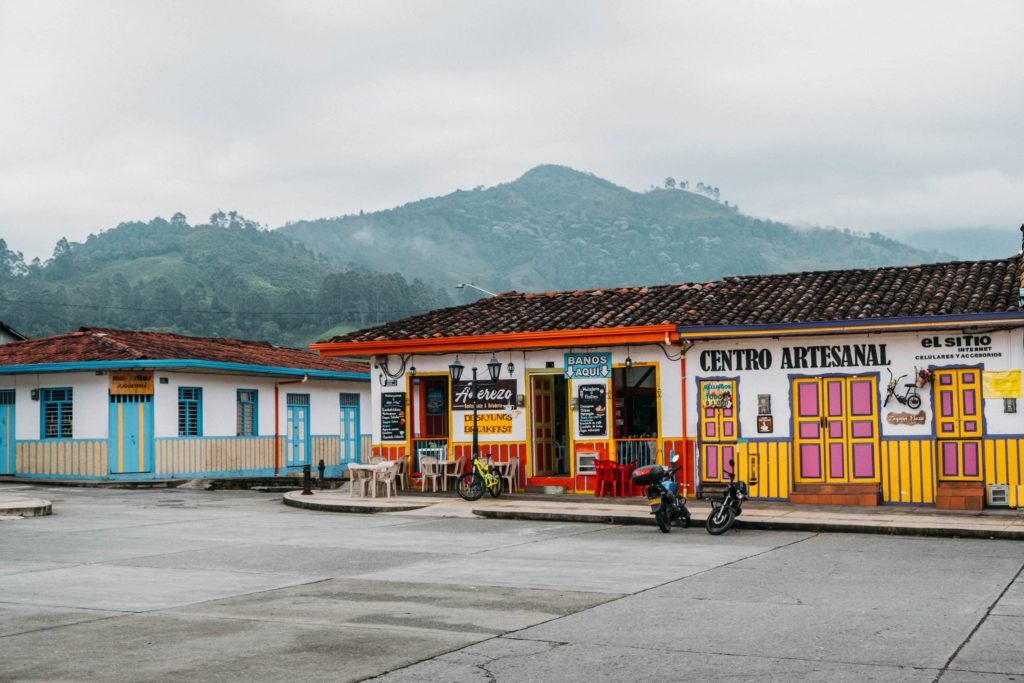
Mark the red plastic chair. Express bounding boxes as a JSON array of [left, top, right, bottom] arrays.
[[594, 459, 620, 497], [620, 461, 638, 496]]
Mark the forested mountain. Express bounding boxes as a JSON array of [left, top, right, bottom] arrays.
[[0, 212, 451, 347], [281, 165, 949, 294], [1, 165, 967, 346]]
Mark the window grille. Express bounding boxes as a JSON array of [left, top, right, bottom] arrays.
[[42, 387, 73, 439], [178, 387, 202, 436], [0, 389, 14, 405], [237, 389, 257, 436], [286, 393, 309, 406], [110, 394, 151, 404], [339, 393, 360, 407]]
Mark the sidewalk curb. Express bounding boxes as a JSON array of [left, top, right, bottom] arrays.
[[282, 494, 433, 514], [472, 509, 1024, 540]]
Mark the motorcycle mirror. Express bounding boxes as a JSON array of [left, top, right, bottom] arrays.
[[671, 454, 680, 463]]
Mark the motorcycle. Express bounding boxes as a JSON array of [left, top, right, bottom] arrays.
[[631, 454, 692, 533], [706, 458, 748, 535]]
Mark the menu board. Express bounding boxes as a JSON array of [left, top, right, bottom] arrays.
[[380, 392, 406, 441], [577, 384, 607, 437]]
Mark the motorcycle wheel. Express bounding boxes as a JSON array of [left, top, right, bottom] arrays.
[[907, 394, 921, 409], [655, 509, 671, 533], [706, 505, 736, 535], [456, 473, 485, 501], [487, 473, 503, 498]]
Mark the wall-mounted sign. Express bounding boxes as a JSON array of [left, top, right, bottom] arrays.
[[701, 381, 733, 409], [452, 380, 516, 410], [565, 352, 611, 379], [577, 384, 607, 437], [886, 410, 927, 426], [699, 344, 891, 372], [426, 389, 445, 415], [380, 392, 406, 440], [110, 370, 153, 395], [917, 335, 1003, 362], [983, 370, 1021, 399], [756, 415, 773, 433], [757, 394, 771, 415], [463, 413, 513, 435]]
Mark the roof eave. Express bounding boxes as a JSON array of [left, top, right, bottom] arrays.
[[312, 324, 679, 357], [677, 311, 1024, 340], [0, 359, 369, 380]]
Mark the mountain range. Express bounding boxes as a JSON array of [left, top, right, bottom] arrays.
[[1, 165, 1010, 346]]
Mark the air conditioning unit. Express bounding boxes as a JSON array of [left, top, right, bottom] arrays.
[[987, 484, 1009, 507]]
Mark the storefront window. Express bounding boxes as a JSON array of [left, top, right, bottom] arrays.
[[613, 365, 659, 466]]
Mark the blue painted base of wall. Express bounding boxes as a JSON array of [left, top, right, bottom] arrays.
[[12, 464, 352, 481]]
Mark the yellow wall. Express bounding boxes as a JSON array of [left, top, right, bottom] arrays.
[[17, 440, 106, 477]]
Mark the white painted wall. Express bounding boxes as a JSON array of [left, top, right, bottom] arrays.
[[4, 371, 110, 440], [686, 328, 1024, 440], [0, 369, 370, 442], [155, 372, 370, 438], [372, 344, 685, 444]]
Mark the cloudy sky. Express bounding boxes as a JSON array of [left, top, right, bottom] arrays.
[[1, 1, 1021, 260]]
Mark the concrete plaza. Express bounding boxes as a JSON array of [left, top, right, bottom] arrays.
[[0, 483, 1021, 682]]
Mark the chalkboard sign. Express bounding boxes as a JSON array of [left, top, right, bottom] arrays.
[[381, 392, 406, 441], [577, 384, 607, 437]]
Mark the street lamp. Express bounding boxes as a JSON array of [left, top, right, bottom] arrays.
[[455, 283, 498, 297], [449, 354, 502, 460]]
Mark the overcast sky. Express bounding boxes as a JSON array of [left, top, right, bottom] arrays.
[[1, 1, 1021, 260]]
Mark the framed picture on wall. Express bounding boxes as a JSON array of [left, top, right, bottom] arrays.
[[758, 394, 771, 415]]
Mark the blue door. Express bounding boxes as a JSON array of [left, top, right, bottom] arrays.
[[339, 393, 361, 464], [0, 390, 14, 475], [108, 394, 154, 474], [286, 394, 311, 467]]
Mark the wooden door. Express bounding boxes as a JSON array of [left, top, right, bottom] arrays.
[[531, 375, 555, 476]]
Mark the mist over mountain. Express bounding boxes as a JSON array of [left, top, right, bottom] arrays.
[[281, 165, 951, 296], [2, 164, 998, 346]]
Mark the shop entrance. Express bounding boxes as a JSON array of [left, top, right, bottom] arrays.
[[410, 374, 450, 472], [792, 376, 879, 483], [108, 394, 154, 474], [530, 374, 567, 476]]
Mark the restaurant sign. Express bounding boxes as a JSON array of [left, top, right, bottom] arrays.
[[463, 413, 513, 435], [452, 380, 517, 411], [564, 352, 610, 379], [110, 370, 154, 395]]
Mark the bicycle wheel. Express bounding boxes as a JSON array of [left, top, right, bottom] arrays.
[[907, 394, 921, 409], [487, 471, 503, 498], [456, 472, 485, 501]]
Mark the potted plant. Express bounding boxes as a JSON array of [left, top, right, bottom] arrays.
[[916, 367, 933, 388]]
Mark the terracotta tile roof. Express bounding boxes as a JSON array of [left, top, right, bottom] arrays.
[[328, 255, 1022, 342], [0, 327, 368, 375]]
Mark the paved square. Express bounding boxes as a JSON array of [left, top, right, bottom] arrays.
[[0, 484, 1021, 682]]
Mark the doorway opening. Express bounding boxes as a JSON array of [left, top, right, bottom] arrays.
[[612, 364, 659, 466], [530, 373, 568, 477]]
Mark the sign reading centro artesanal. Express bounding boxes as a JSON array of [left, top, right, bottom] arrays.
[[109, 370, 154, 395], [564, 352, 610, 379], [699, 344, 891, 372]]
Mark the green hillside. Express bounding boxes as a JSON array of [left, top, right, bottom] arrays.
[[281, 165, 949, 294], [0, 213, 451, 346]]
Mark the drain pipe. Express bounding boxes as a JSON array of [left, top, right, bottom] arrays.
[[274, 374, 308, 476]]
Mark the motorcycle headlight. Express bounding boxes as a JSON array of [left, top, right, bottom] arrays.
[[736, 481, 748, 495]]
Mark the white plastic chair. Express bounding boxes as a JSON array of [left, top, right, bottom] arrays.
[[420, 456, 442, 492], [374, 462, 399, 498], [394, 458, 408, 490], [348, 465, 371, 497], [500, 456, 519, 493], [445, 456, 466, 491]]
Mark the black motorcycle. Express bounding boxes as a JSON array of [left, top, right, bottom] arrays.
[[632, 454, 692, 533], [706, 458, 748, 535]]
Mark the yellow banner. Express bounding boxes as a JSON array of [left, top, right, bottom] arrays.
[[110, 370, 154, 395], [983, 370, 1021, 398], [463, 413, 513, 435]]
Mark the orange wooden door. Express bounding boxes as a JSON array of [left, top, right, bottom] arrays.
[[531, 375, 555, 476]]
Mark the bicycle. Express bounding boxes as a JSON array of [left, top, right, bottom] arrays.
[[884, 368, 921, 409], [456, 455, 503, 501]]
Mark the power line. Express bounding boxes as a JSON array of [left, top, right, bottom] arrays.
[[0, 295, 434, 317]]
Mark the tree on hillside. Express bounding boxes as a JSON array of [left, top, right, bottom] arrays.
[[664, 177, 676, 189]]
